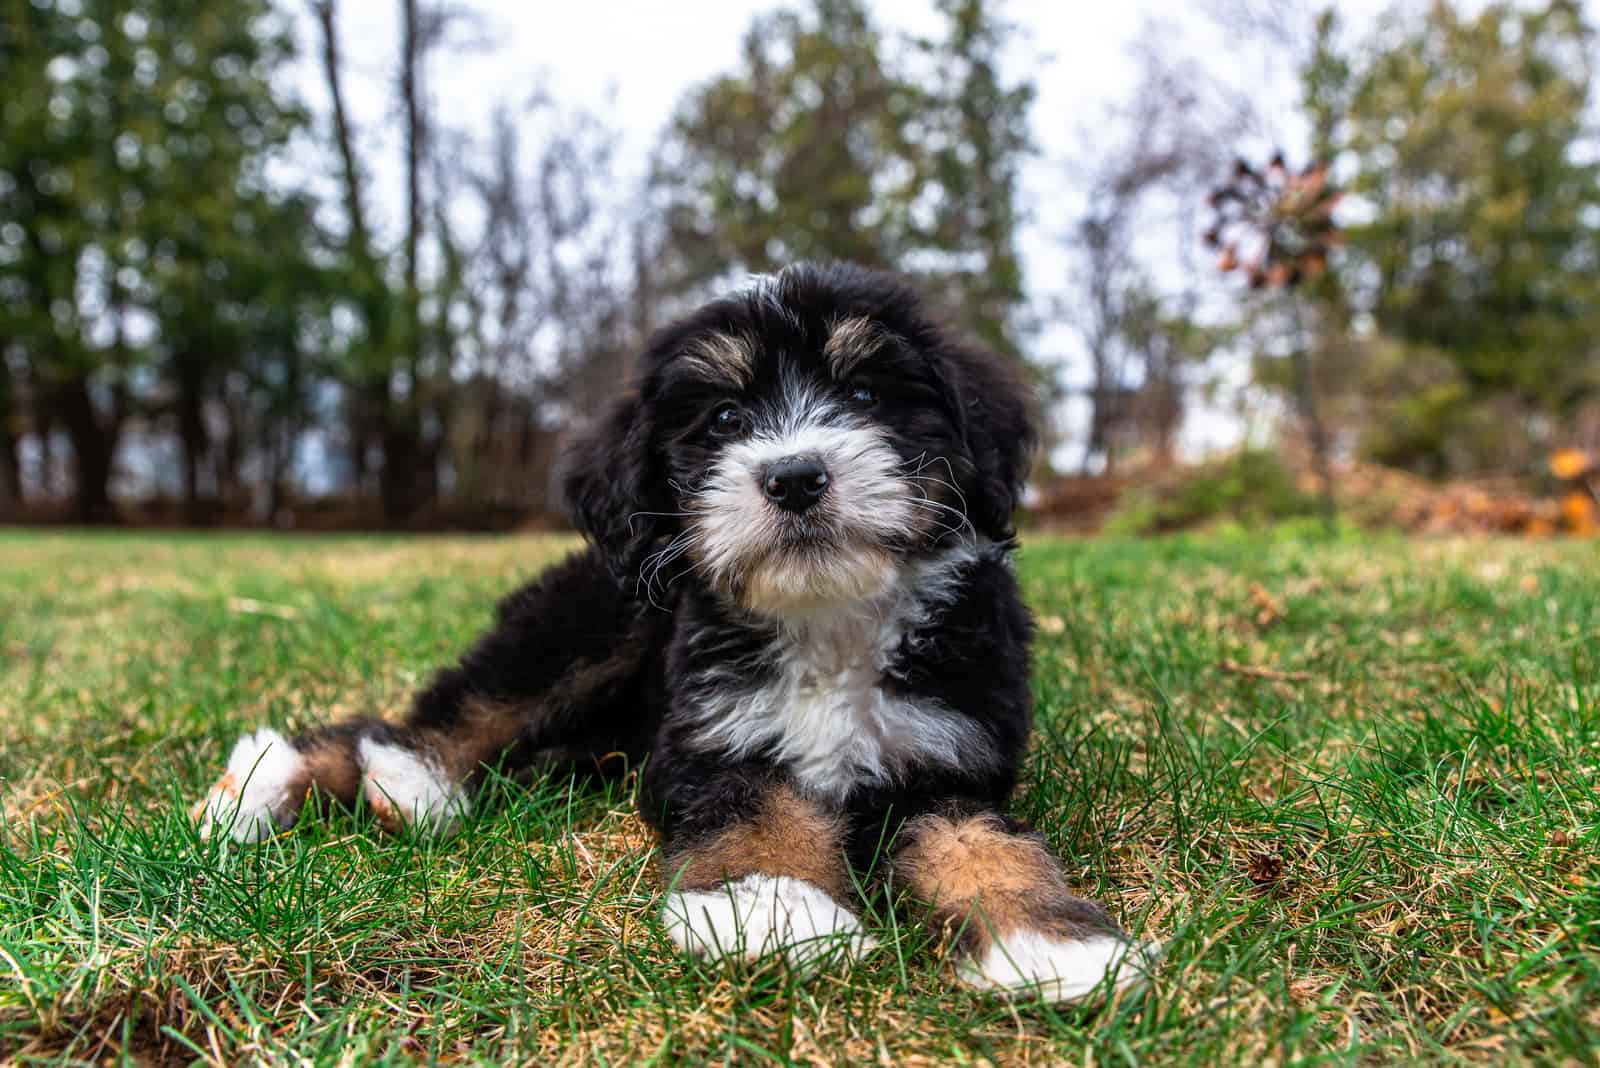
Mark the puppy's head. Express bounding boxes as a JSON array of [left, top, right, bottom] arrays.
[[562, 263, 1036, 614]]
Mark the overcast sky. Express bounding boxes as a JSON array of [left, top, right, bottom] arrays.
[[282, 0, 1482, 460], [298, 0, 1354, 227]]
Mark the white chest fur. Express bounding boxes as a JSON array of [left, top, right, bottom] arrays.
[[689, 549, 988, 799]]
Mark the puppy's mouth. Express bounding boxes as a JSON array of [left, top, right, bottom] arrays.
[[683, 425, 930, 613], [768, 513, 840, 550], [688, 504, 903, 615], [736, 539, 898, 614]]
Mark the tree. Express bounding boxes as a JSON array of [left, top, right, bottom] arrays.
[[0, 0, 129, 521], [910, 0, 1034, 357], [448, 101, 634, 517], [1120, 291, 1234, 466], [1060, 45, 1236, 473], [312, 0, 487, 525], [652, 0, 1035, 358], [310, 0, 392, 509], [221, 191, 335, 524], [134, 0, 307, 522], [1327, 0, 1600, 475], [0, 0, 309, 522], [652, 0, 923, 290]]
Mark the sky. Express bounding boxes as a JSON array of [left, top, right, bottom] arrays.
[[281, 0, 1406, 462]]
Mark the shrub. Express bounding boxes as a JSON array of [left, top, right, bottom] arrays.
[[1106, 449, 1319, 535]]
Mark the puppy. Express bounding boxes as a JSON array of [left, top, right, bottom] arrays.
[[194, 263, 1157, 1001]]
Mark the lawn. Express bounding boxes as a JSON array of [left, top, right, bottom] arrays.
[[1, 530, 1597, 1065]]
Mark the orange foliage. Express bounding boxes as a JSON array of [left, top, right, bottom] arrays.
[[1561, 491, 1597, 537], [1549, 448, 1593, 481]]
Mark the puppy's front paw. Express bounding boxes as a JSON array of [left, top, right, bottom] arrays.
[[958, 931, 1160, 1003], [192, 728, 305, 843], [662, 873, 875, 972]]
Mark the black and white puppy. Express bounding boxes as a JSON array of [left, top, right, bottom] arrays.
[[194, 263, 1157, 1001]]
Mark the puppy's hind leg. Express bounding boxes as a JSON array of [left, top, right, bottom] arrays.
[[190, 726, 445, 844], [194, 546, 661, 842], [192, 723, 324, 843], [193, 701, 527, 843]]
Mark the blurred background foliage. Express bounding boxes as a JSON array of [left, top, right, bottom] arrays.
[[0, 0, 1597, 531]]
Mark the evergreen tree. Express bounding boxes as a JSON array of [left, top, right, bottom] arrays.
[[652, 0, 1036, 360], [1326, 1, 1600, 474], [0, 0, 312, 520]]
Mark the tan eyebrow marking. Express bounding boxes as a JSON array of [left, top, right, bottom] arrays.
[[823, 315, 901, 376], [679, 332, 755, 387]]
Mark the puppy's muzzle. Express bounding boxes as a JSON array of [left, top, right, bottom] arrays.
[[762, 457, 830, 515]]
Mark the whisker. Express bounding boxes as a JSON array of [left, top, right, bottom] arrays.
[[903, 491, 978, 546], [908, 467, 970, 511], [920, 456, 971, 514], [635, 528, 699, 609], [904, 505, 975, 545], [626, 509, 693, 535], [645, 538, 693, 585]]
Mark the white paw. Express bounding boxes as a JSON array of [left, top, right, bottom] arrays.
[[356, 738, 468, 835], [958, 931, 1160, 1003], [193, 728, 304, 843], [662, 874, 875, 972]]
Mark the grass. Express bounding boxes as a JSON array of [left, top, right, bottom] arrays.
[[0, 530, 1597, 1066]]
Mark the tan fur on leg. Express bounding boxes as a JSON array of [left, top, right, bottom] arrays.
[[658, 784, 870, 969], [428, 697, 533, 781], [661, 786, 850, 901], [895, 812, 1156, 1001]]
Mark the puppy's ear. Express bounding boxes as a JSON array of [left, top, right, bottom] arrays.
[[559, 391, 667, 584], [940, 343, 1039, 542]]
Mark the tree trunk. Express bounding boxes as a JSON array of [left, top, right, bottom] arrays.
[[381, 420, 420, 526], [0, 361, 20, 512], [1084, 383, 1109, 475], [314, 0, 391, 514], [176, 359, 209, 524], [1285, 295, 1337, 534], [269, 343, 305, 526], [56, 375, 118, 524], [1148, 349, 1181, 469], [32, 390, 54, 499], [313, 0, 373, 262], [0, 423, 19, 514], [267, 423, 293, 527], [393, 0, 426, 526], [401, 0, 423, 315], [218, 377, 247, 512]]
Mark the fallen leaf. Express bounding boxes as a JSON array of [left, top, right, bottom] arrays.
[[1550, 448, 1592, 481], [1220, 658, 1313, 683], [1249, 582, 1286, 627], [1245, 849, 1285, 886], [227, 596, 299, 620], [1561, 491, 1597, 536]]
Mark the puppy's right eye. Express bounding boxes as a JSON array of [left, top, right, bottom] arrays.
[[709, 403, 745, 438]]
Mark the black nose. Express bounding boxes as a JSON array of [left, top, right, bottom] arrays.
[[762, 457, 830, 513]]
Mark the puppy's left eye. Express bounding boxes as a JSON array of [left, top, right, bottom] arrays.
[[709, 403, 746, 438], [848, 385, 878, 407]]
